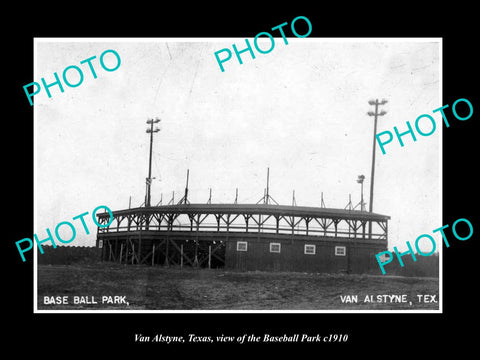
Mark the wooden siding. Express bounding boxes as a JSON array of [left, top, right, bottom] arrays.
[[225, 238, 384, 273]]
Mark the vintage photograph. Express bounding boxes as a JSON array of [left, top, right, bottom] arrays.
[[33, 38, 441, 312]]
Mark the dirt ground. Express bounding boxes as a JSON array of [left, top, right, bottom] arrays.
[[36, 263, 440, 311]]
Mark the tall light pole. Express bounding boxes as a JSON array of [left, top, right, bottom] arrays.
[[145, 118, 160, 207], [367, 99, 387, 238]]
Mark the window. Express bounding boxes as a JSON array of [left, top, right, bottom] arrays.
[[270, 243, 281, 253], [335, 246, 346, 256], [236, 241, 248, 252], [98, 240, 103, 249], [304, 244, 316, 255]]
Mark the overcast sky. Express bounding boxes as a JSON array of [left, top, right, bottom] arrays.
[[34, 38, 441, 252]]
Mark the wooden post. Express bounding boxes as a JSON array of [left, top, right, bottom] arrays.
[[180, 244, 184, 268], [193, 241, 199, 267], [119, 243, 123, 264], [164, 238, 169, 267], [100, 240, 104, 262], [152, 244, 155, 266], [138, 232, 142, 264], [132, 243, 135, 265], [114, 237, 118, 261], [347, 242, 351, 274], [208, 245, 212, 269]]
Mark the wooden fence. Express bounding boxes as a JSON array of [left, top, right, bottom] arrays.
[[37, 246, 101, 265]]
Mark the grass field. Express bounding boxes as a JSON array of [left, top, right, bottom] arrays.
[[36, 263, 439, 311]]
